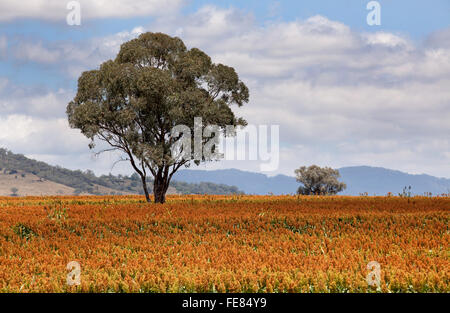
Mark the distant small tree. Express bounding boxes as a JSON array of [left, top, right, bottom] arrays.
[[10, 187, 19, 197], [295, 165, 346, 195]]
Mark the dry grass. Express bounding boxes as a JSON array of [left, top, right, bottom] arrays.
[[0, 171, 177, 196], [0, 172, 76, 196]]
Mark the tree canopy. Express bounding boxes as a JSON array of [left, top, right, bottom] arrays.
[[295, 165, 346, 195], [67, 32, 249, 203]]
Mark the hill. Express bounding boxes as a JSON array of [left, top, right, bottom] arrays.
[[174, 169, 296, 195], [2, 148, 448, 196], [0, 149, 243, 196], [339, 166, 450, 196], [174, 167, 450, 196]]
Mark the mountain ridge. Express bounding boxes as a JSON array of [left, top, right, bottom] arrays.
[[174, 166, 450, 196], [1, 148, 448, 196], [0, 149, 243, 196]]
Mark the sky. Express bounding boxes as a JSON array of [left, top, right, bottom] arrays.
[[0, 0, 449, 178]]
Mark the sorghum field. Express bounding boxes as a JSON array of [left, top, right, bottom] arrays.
[[0, 195, 448, 293]]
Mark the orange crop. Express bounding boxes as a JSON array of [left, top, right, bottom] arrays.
[[0, 195, 448, 293]]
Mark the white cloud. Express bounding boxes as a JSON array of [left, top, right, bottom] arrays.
[[0, 80, 73, 117], [61, 26, 145, 78], [13, 41, 61, 64], [4, 26, 145, 78], [0, 78, 7, 90], [425, 28, 450, 49], [153, 6, 255, 46], [363, 32, 412, 49], [146, 7, 450, 177], [0, 114, 89, 155], [1, 6, 449, 178], [0, 0, 184, 21]]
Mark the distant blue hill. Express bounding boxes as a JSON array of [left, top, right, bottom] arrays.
[[174, 169, 296, 195], [173, 166, 450, 196], [339, 166, 450, 196]]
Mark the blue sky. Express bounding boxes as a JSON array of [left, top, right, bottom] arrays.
[[0, 0, 449, 178], [186, 0, 450, 37], [2, 0, 449, 89]]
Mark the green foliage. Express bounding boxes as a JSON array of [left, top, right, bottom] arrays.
[[0, 148, 107, 194], [46, 201, 69, 221], [0, 148, 243, 195], [12, 223, 37, 240], [171, 181, 243, 195], [295, 165, 347, 195], [66, 32, 249, 203], [10, 187, 18, 196]]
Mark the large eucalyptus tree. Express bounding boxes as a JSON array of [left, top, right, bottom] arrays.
[[67, 32, 249, 203]]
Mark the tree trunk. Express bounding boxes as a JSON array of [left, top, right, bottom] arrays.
[[153, 175, 169, 204], [140, 175, 151, 203], [154, 189, 166, 204]]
